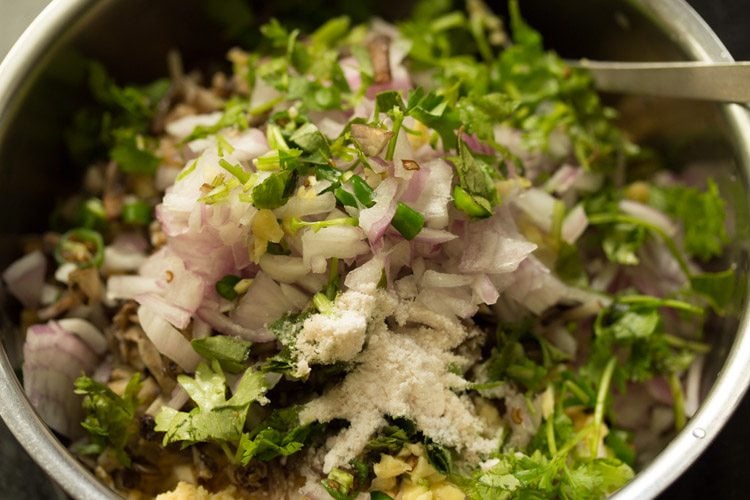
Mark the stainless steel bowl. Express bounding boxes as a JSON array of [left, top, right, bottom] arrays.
[[1, 1, 748, 498]]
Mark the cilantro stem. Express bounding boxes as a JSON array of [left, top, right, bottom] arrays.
[[617, 295, 704, 316], [564, 380, 591, 405], [546, 416, 557, 456], [285, 216, 359, 234], [592, 357, 617, 458], [662, 334, 711, 354], [249, 95, 284, 117], [668, 372, 686, 432], [326, 257, 340, 300], [313, 292, 334, 314], [385, 112, 405, 161], [219, 158, 250, 184], [587, 213, 691, 277]]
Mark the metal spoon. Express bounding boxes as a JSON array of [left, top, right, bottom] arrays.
[[568, 60, 750, 103]]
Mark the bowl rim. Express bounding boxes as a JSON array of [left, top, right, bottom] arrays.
[[1, 1, 749, 499]]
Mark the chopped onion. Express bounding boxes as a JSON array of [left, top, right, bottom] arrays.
[[137, 305, 201, 372], [420, 270, 474, 288], [166, 111, 222, 139], [345, 255, 385, 293], [230, 272, 302, 336], [57, 318, 108, 355], [259, 255, 311, 283], [561, 204, 588, 244], [197, 304, 275, 342], [2, 250, 46, 308], [106, 275, 161, 301], [619, 199, 676, 237], [459, 208, 537, 275], [358, 178, 399, 243], [23, 321, 101, 437], [301, 226, 369, 274], [513, 187, 557, 233]]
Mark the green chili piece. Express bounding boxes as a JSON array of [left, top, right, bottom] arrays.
[[121, 199, 152, 226], [391, 202, 425, 240], [55, 228, 105, 268]]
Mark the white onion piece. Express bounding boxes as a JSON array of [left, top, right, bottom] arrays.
[[619, 199, 677, 237], [106, 275, 161, 301], [137, 305, 200, 372], [344, 255, 385, 293], [513, 188, 557, 232], [55, 262, 77, 285], [417, 287, 477, 319], [295, 273, 328, 295], [301, 226, 369, 274], [23, 321, 101, 437], [231, 272, 301, 335], [359, 178, 399, 243], [135, 292, 192, 330], [226, 128, 268, 162], [561, 204, 588, 245], [409, 159, 453, 229], [139, 249, 206, 317], [250, 77, 282, 111], [2, 250, 46, 308], [459, 208, 537, 275], [166, 111, 222, 139], [412, 228, 458, 245], [273, 191, 336, 219], [259, 255, 311, 284], [420, 270, 474, 288], [472, 274, 500, 305], [506, 256, 607, 314], [104, 242, 148, 273], [544, 164, 580, 194], [57, 318, 108, 355], [279, 283, 310, 310], [197, 306, 275, 343]]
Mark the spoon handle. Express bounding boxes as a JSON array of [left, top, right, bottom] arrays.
[[568, 60, 750, 103]]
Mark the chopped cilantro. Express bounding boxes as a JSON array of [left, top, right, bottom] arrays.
[[191, 335, 253, 373], [649, 179, 728, 261], [251, 169, 298, 209], [154, 362, 266, 447], [74, 373, 142, 466], [238, 406, 321, 463], [451, 138, 500, 217]]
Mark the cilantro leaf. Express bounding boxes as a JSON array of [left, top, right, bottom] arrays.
[[601, 223, 647, 265], [154, 362, 266, 447], [191, 335, 253, 373], [251, 169, 298, 209], [451, 138, 500, 217], [456, 92, 514, 142], [74, 373, 142, 466], [689, 268, 737, 312], [649, 179, 728, 261], [238, 406, 320, 463]]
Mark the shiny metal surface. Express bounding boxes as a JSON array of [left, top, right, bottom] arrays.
[[613, 3, 750, 498], [570, 60, 750, 102], [0, 1, 748, 499]]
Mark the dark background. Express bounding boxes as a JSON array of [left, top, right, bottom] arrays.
[[0, 0, 748, 498]]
